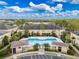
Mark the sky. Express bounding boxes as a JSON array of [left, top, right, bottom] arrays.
[[0, 0, 79, 19]]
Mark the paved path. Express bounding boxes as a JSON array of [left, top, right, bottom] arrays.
[[38, 45, 45, 54], [70, 43, 79, 55], [0, 43, 10, 52], [4, 51, 79, 59]]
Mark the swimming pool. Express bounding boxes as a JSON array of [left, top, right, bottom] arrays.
[[28, 37, 63, 45]]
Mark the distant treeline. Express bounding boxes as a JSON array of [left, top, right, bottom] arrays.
[[0, 19, 79, 22]]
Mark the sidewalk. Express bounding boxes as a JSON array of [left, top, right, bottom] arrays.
[[70, 43, 79, 55]]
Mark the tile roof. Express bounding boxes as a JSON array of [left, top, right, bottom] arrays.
[[20, 24, 63, 30], [0, 24, 16, 30], [73, 31, 79, 36], [52, 42, 69, 47], [11, 40, 28, 48]]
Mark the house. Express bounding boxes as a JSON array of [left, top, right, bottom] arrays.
[[11, 40, 33, 54], [11, 37, 69, 54], [20, 23, 65, 38], [71, 31, 79, 46], [0, 24, 17, 32], [0, 24, 18, 42], [51, 42, 69, 53]]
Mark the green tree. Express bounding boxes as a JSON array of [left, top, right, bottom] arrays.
[[10, 34, 19, 42], [44, 43, 50, 48], [33, 44, 39, 50], [51, 31, 57, 37], [23, 30, 29, 37], [2, 36, 9, 47], [17, 31, 23, 38], [15, 19, 25, 29], [36, 32, 40, 36]]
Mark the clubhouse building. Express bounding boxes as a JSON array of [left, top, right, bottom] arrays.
[[11, 37, 69, 54]]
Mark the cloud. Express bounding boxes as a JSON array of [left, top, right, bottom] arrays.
[[71, 0, 79, 4], [56, 4, 63, 10], [6, 6, 34, 12], [52, 0, 79, 4], [0, 1, 7, 5], [0, 7, 79, 19], [0, 2, 79, 19], [29, 2, 55, 13], [52, 0, 66, 2], [4, 2, 63, 13]]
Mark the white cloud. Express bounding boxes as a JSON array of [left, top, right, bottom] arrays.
[[4, 2, 63, 13], [0, 2, 79, 19], [53, 0, 79, 4], [56, 4, 63, 10], [0, 8, 79, 19], [71, 0, 79, 4], [72, 10, 79, 15], [52, 0, 66, 2], [0, 1, 7, 5], [6, 6, 33, 12], [29, 2, 55, 13]]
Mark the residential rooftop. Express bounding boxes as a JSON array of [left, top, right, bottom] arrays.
[[0, 24, 16, 30], [73, 31, 79, 36], [11, 40, 29, 48], [52, 42, 69, 47], [20, 24, 63, 30]]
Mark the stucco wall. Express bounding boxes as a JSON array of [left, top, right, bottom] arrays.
[[61, 47, 68, 53], [71, 32, 79, 46], [28, 29, 65, 37], [16, 47, 22, 54]]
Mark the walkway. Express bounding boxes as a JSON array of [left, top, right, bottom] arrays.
[[0, 44, 10, 52], [38, 45, 45, 54], [70, 43, 79, 55]]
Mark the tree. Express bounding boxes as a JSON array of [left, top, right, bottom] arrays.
[[30, 32, 35, 36], [51, 31, 57, 37], [10, 34, 19, 42], [44, 43, 50, 48], [23, 30, 29, 37], [36, 32, 40, 36], [33, 44, 40, 50], [15, 20, 22, 27], [15, 19, 25, 29], [17, 31, 23, 39], [2, 36, 9, 47]]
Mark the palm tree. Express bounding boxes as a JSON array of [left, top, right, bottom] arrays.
[[15, 20, 21, 27], [23, 30, 29, 37], [33, 44, 40, 50], [44, 43, 50, 49], [17, 31, 23, 39], [2, 35, 9, 47], [51, 31, 57, 37], [15, 19, 25, 29], [36, 32, 40, 36]]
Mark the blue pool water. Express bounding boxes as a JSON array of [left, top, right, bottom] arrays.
[[28, 37, 57, 45]]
